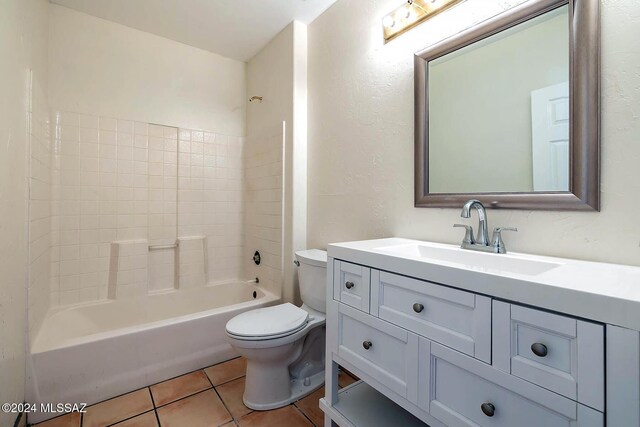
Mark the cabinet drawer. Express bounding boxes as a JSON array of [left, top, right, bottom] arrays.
[[492, 301, 604, 411], [371, 270, 491, 363], [420, 340, 603, 427], [333, 260, 371, 312], [335, 303, 418, 402]]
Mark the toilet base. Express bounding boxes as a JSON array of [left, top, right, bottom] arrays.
[[243, 369, 325, 411]]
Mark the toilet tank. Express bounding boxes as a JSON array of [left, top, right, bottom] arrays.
[[295, 249, 327, 313]]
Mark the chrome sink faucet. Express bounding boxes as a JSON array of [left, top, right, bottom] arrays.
[[454, 199, 517, 254]]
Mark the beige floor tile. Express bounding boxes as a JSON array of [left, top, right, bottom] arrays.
[[83, 388, 154, 427], [338, 369, 358, 388], [111, 411, 158, 427], [294, 387, 325, 427], [237, 405, 312, 427], [215, 377, 252, 419], [221, 422, 238, 426], [204, 357, 247, 386], [156, 389, 232, 427], [150, 370, 212, 407], [33, 412, 81, 427]]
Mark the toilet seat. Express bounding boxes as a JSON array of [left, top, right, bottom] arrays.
[[226, 303, 309, 341]]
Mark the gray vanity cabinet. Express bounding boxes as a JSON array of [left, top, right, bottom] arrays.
[[333, 260, 371, 312], [335, 303, 419, 402], [322, 257, 613, 427], [371, 270, 491, 363], [419, 340, 603, 427], [492, 301, 605, 411]]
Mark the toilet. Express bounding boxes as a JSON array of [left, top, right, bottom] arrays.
[[225, 249, 327, 410]]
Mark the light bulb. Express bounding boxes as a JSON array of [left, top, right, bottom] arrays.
[[382, 15, 396, 28], [403, 5, 414, 19]]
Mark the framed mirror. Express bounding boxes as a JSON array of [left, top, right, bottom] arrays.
[[414, 0, 600, 210]]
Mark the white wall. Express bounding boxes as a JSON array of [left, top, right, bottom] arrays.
[[48, 4, 246, 136], [308, 0, 640, 267], [0, 0, 49, 424], [246, 22, 307, 303]]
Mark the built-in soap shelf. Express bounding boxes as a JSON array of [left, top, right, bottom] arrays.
[[108, 236, 207, 298]]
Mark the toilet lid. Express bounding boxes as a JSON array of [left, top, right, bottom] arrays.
[[226, 303, 309, 339]]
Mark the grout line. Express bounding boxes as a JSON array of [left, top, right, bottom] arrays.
[[153, 385, 214, 409], [84, 385, 150, 410], [153, 409, 162, 427], [148, 386, 158, 409], [291, 405, 316, 426], [104, 409, 156, 427], [210, 382, 237, 423], [209, 374, 245, 388], [296, 405, 318, 427], [149, 355, 240, 390], [70, 357, 245, 426]]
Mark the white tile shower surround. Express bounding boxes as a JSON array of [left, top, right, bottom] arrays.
[[49, 111, 247, 306], [28, 75, 53, 338], [244, 124, 285, 298]]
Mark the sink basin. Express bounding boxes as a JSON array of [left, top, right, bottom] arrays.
[[374, 243, 561, 276]]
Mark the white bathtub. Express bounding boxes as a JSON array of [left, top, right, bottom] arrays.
[[27, 282, 279, 423]]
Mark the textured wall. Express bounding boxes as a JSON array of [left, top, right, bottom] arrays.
[[308, 0, 640, 267], [0, 0, 49, 424], [48, 4, 246, 136]]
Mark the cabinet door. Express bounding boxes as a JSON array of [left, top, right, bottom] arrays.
[[493, 301, 604, 411], [419, 340, 603, 427], [335, 303, 419, 403], [371, 270, 491, 362], [333, 260, 370, 312]]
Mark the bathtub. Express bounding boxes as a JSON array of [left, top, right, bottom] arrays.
[[27, 282, 279, 423]]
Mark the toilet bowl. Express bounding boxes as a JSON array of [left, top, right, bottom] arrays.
[[225, 249, 327, 410]]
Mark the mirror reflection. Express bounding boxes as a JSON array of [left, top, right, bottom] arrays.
[[428, 5, 569, 194]]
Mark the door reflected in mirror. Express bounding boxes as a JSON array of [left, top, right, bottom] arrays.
[[427, 5, 569, 194]]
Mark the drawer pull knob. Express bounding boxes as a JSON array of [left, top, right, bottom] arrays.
[[413, 303, 424, 313], [345, 281, 355, 289], [362, 341, 372, 350], [531, 343, 548, 357], [481, 402, 495, 417]]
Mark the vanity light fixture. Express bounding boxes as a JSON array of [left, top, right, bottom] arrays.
[[382, 0, 464, 43]]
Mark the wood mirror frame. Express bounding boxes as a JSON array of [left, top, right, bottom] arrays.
[[414, 0, 600, 211]]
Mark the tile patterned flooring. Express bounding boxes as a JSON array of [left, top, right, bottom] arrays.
[[33, 357, 358, 427]]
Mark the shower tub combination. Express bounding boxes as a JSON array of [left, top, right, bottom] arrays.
[[27, 282, 279, 423]]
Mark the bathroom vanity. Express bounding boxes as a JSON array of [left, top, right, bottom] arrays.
[[320, 238, 640, 427]]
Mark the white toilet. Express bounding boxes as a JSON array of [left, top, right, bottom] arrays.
[[225, 249, 327, 410]]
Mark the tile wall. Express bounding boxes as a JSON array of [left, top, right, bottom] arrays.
[[27, 75, 52, 336], [244, 123, 285, 297], [177, 129, 245, 285], [49, 111, 246, 305]]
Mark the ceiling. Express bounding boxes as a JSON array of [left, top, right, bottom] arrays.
[[50, 0, 338, 62]]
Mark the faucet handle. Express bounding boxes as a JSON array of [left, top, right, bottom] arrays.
[[491, 227, 518, 254], [454, 224, 475, 245]]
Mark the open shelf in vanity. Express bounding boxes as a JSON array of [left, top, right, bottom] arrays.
[[320, 381, 425, 427]]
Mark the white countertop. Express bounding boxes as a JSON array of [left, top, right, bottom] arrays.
[[328, 238, 640, 330]]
